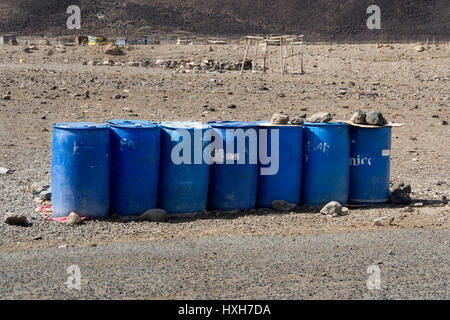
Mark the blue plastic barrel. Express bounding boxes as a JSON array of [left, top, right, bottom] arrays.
[[51, 122, 110, 218], [208, 121, 258, 210], [349, 126, 392, 204], [256, 123, 303, 208], [107, 120, 160, 216], [301, 122, 350, 205], [158, 122, 210, 214]]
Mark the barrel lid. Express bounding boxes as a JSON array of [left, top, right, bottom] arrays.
[[256, 121, 303, 128], [106, 119, 158, 128], [304, 121, 348, 127], [53, 122, 108, 130], [340, 120, 405, 128], [210, 121, 257, 129], [160, 121, 209, 130]]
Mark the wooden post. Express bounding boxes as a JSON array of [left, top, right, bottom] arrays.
[[280, 38, 284, 76], [290, 40, 294, 74], [262, 42, 267, 73], [253, 39, 259, 73], [241, 38, 251, 75], [300, 38, 304, 74]]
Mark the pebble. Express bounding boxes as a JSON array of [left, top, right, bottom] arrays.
[[38, 187, 51, 201], [390, 188, 412, 204], [366, 111, 387, 126], [374, 217, 386, 226], [66, 212, 82, 225], [140, 209, 168, 221], [271, 113, 289, 125], [308, 112, 332, 123], [3, 213, 28, 226], [401, 185, 412, 194], [320, 201, 343, 215], [271, 200, 297, 212], [0, 167, 12, 175], [350, 110, 367, 124]]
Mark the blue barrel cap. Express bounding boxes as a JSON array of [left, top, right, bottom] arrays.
[[53, 122, 108, 130], [160, 121, 209, 130], [106, 119, 158, 128], [211, 121, 257, 129]]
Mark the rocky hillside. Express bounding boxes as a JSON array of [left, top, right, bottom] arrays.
[[0, 0, 448, 41]]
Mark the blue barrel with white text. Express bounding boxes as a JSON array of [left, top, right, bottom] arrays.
[[208, 121, 258, 210], [301, 122, 349, 205], [349, 126, 392, 204]]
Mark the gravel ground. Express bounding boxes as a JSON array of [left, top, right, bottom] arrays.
[[0, 41, 448, 299], [0, 229, 448, 299]]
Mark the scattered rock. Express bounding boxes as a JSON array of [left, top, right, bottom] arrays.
[[401, 184, 412, 194], [4, 213, 28, 226], [390, 188, 412, 204], [320, 201, 343, 215], [140, 208, 168, 221], [309, 112, 332, 123], [272, 200, 297, 212], [227, 104, 236, 109], [366, 111, 387, 126], [374, 216, 388, 226], [127, 61, 140, 67], [350, 110, 367, 124], [0, 166, 12, 174], [2, 94, 11, 101], [38, 187, 51, 201], [413, 45, 425, 52], [290, 116, 304, 125], [66, 212, 82, 225], [271, 113, 289, 125], [104, 43, 124, 56]]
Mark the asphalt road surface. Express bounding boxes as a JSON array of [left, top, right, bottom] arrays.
[[0, 228, 448, 299]]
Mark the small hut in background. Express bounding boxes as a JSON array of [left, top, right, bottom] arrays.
[[0, 34, 17, 45]]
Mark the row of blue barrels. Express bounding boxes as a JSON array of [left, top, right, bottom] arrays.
[[51, 120, 391, 218]]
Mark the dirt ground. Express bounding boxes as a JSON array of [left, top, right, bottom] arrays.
[[0, 41, 448, 299]]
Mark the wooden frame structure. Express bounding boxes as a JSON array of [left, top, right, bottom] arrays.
[[240, 35, 305, 75]]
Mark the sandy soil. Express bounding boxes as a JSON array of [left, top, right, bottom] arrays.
[[0, 41, 448, 299]]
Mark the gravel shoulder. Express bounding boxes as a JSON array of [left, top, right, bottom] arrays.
[[1, 229, 448, 299]]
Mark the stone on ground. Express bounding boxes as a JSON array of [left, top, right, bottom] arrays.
[[4, 213, 27, 226], [66, 212, 82, 225], [389, 188, 412, 204], [272, 200, 297, 212], [104, 43, 124, 56], [140, 209, 168, 221], [320, 201, 343, 215]]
